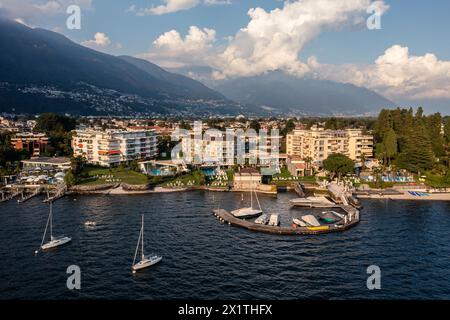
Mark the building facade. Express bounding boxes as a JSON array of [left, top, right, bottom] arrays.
[[72, 129, 158, 167], [11, 133, 49, 156], [286, 127, 373, 166]]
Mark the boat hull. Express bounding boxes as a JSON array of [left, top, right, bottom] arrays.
[[231, 208, 263, 219], [41, 236, 72, 250], [132, 255, 162, 272]]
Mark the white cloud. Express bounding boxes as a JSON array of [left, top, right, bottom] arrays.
[[141, 0, 388, 79], [310, 45, 450, 100], [138, 26, 217, 68], [141, 0, 199, 16], [212, 0, 388, 79], [128, 0, 230, 16], [81, 32, 112, 48]]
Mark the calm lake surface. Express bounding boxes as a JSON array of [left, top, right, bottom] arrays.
[[1, 191, 449, 299]]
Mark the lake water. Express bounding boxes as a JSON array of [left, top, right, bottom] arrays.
[[1, 191, 449, 299]]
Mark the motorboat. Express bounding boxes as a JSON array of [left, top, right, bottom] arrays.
[[254, 214, 269, 225], [290, 196, 336, 208], [301, 215, 321, 227], [268, 214, 280, 226], [293, 218, 307, 227]]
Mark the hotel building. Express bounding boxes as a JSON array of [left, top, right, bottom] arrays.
[[72, 129, 158, 167], [286, 127, 373, 166]]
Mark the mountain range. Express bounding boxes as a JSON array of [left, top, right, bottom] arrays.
[[0, 17, 238, 116], [0, 17, 397, 117]]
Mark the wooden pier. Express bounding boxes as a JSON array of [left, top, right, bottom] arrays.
[[213, 206, 359, 236]]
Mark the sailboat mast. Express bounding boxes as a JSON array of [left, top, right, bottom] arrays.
[[250, 181, 253, 208], [49, 202, 53, 239], [141, 214, 144, 260]]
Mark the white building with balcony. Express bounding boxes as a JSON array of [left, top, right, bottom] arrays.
[[72, 129, 158, 167]]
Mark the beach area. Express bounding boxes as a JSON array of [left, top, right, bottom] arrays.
[[356, 190, 450, 201]]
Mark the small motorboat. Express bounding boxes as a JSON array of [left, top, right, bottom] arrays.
[[254, 214, 269, 225], [290, 197, 336, 208], [84, 221, 96, 227], [319, 211, 341, 223], [268, 214, 280, 226], [301, 215, 321, 227]]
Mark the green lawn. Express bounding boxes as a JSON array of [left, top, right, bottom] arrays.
[[160, 170, 205, 188], [77, 166, 149, 185]]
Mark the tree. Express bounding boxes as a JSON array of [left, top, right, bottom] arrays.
[[249, 120, 261, 133], [281, 119, 295, 136], [322, 154, 355, 181], [64, 170, 76, 187], [397, 124, 435, 173], [383, 128, 397, 165], [70, 156, 86, 175], [35, 113, 76, 133]]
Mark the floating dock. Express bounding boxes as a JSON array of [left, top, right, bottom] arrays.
[[213, 206, 359, 236]]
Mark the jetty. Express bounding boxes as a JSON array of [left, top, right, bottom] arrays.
[[17, 187, 42, 203], [212, 205, 359, 236], [43, 185, 66, 203]]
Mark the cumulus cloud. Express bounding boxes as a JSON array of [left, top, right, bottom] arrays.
[[81, 32, 111, 48], [310, 45, 450, 100], [134, 0, 199, 16], [212, 0, 388, 79], [141, 0, 388, 79], [128, 0, 230, 16], [138, 26, 217, 68]]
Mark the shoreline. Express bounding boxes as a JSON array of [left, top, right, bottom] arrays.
[[356, 191, 450, 201]]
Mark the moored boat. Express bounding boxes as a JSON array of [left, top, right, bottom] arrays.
[[132, 214, 162, 273], [268, 214, 280, 226], [35, 202, 71, 254], [290, 196, 336, 208], [254, 214, 269, 225], [301, 215, 321, 227]]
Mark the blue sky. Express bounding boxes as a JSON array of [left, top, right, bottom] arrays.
[[51, 0, 450, 64]]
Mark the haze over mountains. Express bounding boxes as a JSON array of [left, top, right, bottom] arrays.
[[0, 17, 404, 117], [212, 71, 396, 116]]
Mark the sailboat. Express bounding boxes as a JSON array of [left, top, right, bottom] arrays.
[[231, 184, 263, 219], [132, 214, 162, 273], [35, 202, 71, 254]]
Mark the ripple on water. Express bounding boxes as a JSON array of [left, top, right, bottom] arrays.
[[1, 191, 450, 299]]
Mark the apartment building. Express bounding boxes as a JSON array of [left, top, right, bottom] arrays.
[[72, 129, 158, 167], [11, 133, 49, 156], [286, 127, 373, 166], [176, 126, 281, 167]]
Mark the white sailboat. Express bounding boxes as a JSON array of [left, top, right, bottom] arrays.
[[231, 184, 263, 219], [35, 202, 71, 254], [132, 214, 162, 273]]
